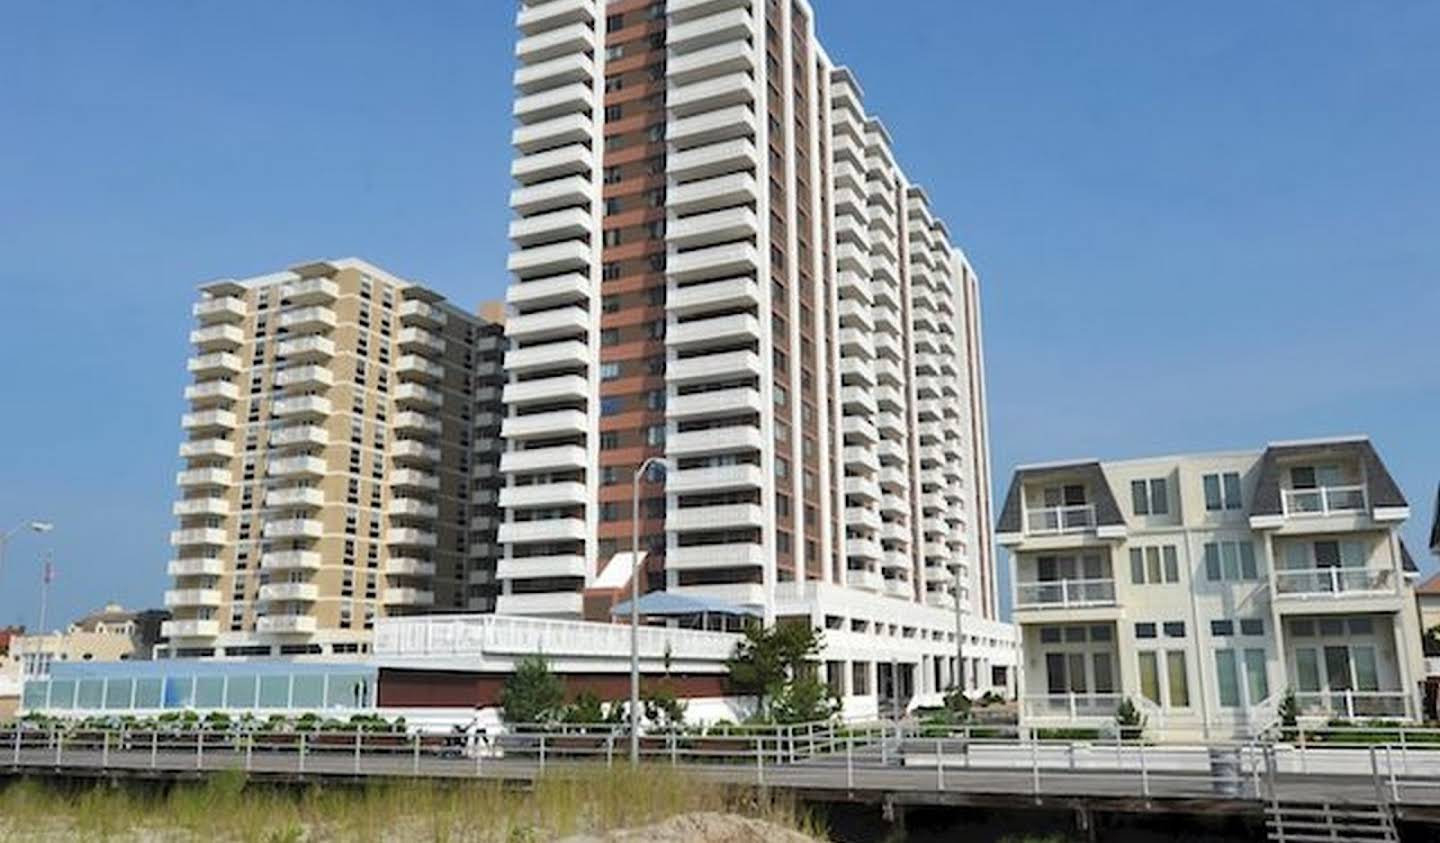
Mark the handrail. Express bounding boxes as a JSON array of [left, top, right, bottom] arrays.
[[1281, 484, 1367, 517], [1023, 504, 1095, 535], [1014, 578, 1116, 609]]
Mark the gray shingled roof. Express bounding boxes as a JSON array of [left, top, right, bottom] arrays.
[[1250, 439, 1407, 518], [1431, 484, 1440, 552], [1401, 540, 1418, 574], [996, 461, 1125, 534]]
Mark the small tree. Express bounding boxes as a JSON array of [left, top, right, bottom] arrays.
[[1115, 698, 1145, 741], [726, 620, 828, 721], [771, 675, 840, 724], [1423, 625, 1440, 657], [501, 654, 565, 727], [643, 684, 689, 730], [1278, 688, 1300, 742]]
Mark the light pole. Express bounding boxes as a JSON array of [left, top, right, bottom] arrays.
[[630, 455, 672, 766], [0, 520, 53, 612]]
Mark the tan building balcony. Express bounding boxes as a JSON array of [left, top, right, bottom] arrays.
[[193, 296, 247, 323], [164, 589, 222, 609], [161, 619, 220, 638], [258, 582, 320, 603], [256, 615, 318, 635], [260, 550, 322, 571]]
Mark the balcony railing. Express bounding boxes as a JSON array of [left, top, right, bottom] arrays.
[[1295, 690, 1410, 720], [1021, 693, 1124, 720], [1274, 567, 1394, 597], [1024, 504, 1096, 536], [1282, 484, 1367, 518], [1014, 578, 1116, 609]]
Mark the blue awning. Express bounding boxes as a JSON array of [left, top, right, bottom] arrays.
[[609, 591, 760, 618]]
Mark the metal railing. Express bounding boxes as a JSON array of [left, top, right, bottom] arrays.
[[1020, 693, 1124, 720], [1295, 690, 1411, 720], [1274, 567, 1394, 596], [1023, 504, 1096, 535], [1014, 578, 1116, 609], [1281, 484, 1367, 517]]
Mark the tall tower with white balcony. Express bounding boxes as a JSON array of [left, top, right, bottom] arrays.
[[164, 258, 492, 658], [497, 0, 1004, 690]]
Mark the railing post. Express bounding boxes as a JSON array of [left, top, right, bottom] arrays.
[[412, 733, 420, 775], [1139, 743, 1150, 798], [246, 733, 254, 772], [150, 731, 158, 769], [51, 726, 60, 767], [1069, 693, 1077, 722], [756, 734, 764, 785], [845, 734, 854, 790], [1369, 746, 1386, 808], [606, 734, 614, 769], [1030, 738, 1040, 798], [299, 732, 307, 774], [1385, 745, 1399, 803], [1399, 728, 1409, 774], [101, 731, 109, 769], [354, 731, 362, 775], [196, 731, 204, 770], [12, 724, 19, 766], [935, 738, 944, 791]]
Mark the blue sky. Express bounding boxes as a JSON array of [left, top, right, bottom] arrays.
[[1, 1, 1436, 628]]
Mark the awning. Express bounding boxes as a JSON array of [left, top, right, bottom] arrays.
[[609, 591, 761, 618]]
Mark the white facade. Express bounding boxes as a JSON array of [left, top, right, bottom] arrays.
[[496, 0, 1007, 699], [999, 437, 1427, 740]]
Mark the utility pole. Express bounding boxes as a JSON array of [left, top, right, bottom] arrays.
[[37, 553, 54, 633]]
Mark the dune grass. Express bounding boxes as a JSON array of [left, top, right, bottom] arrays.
[[0, 767, 823, 842]]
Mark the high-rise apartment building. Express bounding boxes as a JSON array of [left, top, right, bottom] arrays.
[[999, 436, 1427, 739], [163, 258, 500, 658], [497, 0, 1003, 694]]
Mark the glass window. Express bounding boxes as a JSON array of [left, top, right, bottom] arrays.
[[292, 674, 325, 709], [164, 676, 195, 709], [1295, 649, 1321, 692], [195, 676, 225, 708], [1324, 646, 1352, 691], [1163, 621, 1186, 638], [1146, 548, 1162, 584], [1090, 624, 1113, 642], [1239, 618, 1265, 636], [1138, 652, 1160, 704], [48, 679, 76, 710], [1211, 620, 1235, 636], [77, 679, 104, 710], [1352, 647, 1379, 691], [1222, 473, 1243, 509], [134, 678, 163, 709], [326, 674, 370, 708], [1244, 649, 1270, 703], [1039, 627, 1062, 644], [1092, 653, 1115, 694], [1215, 650, 1241, 707], [225, 675, 257, 708], [1131, 480, 1150, 515], [1348, 618, 1373, 635], [1064, 626, 1088, 643], [1204, 543, 1221, 581], [1129, 549, 1145, 585], [1220, 543, 1240, 580], [1135, 622, 1157, 639], [1239, 542, 1258, 579], [258, 675, 290, 709], [1166, 651, 1190, 707], [104, 678, 133, 710], [1203, 474, 1223, 511], [22, 681, 49, 710], [1149, 479, 1169, 514], [1163, 546, 1180, 583]]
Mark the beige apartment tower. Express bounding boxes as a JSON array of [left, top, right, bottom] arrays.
[[164, 258, 501, 658]]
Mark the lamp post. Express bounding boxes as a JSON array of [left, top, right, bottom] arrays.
[[630, 455, 672, 766], [0, 520, 53, 607]]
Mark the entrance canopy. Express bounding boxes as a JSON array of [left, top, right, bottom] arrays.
[[609, 591, 760, 619]]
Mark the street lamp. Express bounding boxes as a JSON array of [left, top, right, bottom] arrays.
[[0, 520, 53, 600], [630, 455, 672, 766]]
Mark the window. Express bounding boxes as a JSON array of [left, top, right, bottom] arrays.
[[600, 397, 623, 416], [600, 362, 621, 381], [1204, 540, 1259, 581], [1162, 621, 1186, 639], [1138, 652, 1160, 704], [1129, 546, 1180, 584], [1203, 472, 1244, 511], [1134, 622, 1157, 639], [1239, 618, 1265, 636], [1131, 478, 1169, 515], [1211, 620, 1235, 637], [1166, 651, 1190, 707], [1215, 650, 1240, 707]]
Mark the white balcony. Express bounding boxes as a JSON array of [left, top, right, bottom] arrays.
[[668, 464, 764, 494], [842, 417, 878, 444], [669, 172, 757, 214], [499, 481, 588, 508], [667, 277, 759, 317], [267, 456, 327, 478], [279, 277, 339, 305], [515, 21, 593, 64], [398, 327, 446, 358], [167, 557, 224, 577], [503, 373, 588, 405], [172, 498, 229, 518], [513, 52, 594, 95], [276, 335, 335, 362], [516, 0, 593, 35], [1014, 579, 1117, 610], [395, 383, 444, 409], [668, 206, 758, 251], [841, 386, 877, 415], [667, 71, 754, 117], [1024, 505, 1097, 536], [176, 467, 231, 488], [164, 589, 222, 609], [843, 446, 879, 472], [388, 498, 439, 520], [668, 386, 762, 419], [261, 550, 322, 571], [277, 306, 335, 333], [667, 137, 757, 181], [161, 619, 220, 638], [183, 380, 239, 406], [926, 591, 957, 610], [510, 174, 590, 216], [271, 395, 332, 419], [259, 582, 320, 603], [274, 365, 334, 390], [383, 588, 436, 607], [170, 527, 227, 547], [840, 357, 876, 386], [668, 104, 756, 149], [187, 352, 242, 378], [846, 568, 883, 592], [846, 537, 882, 560], [180, 409, 236, 433], [669, 503, 764, 532], [884, 578, 912, 599], [388, 528, 439, 548], [495, 592, 585, 617], [268, 424, 328, 449], [189, 324, 244, 351], [256, 615, 318, 635], [391, 438, 440, 464], [667, 542, 765, 571], [668, 349, 761, 385], [667, 8, 750, 53], [501, 444, 588, 473], [265, 487, 325, 508], [668, 242, 760, 284], [667, 313, 760, 349], [179, 438, 234, 460], [505, 305, 588, 341], [845, 506, 882, 531], [507, 241, 591, 282], [503, 338, 590, 374], [513, 81, 591, 124], [387, 557, 436, 577], [193, 296, 246, 323], [390, 469, 440, 491], [501, 409, 588, 440], [667, 424, 763, 456], [512, 112, 592, 154], [836, 298, 874, 331], [395, 355, 445, 383], [1280, 485, 1369, 519], [843, 476, 881, 502], [1274, 567, 1397, 599], [394, 411, 442, 436], [263, 518, 323, 540], [400, 299, 448, 328], [497, 554, 588, 580], [497, 517, 586, 544]]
